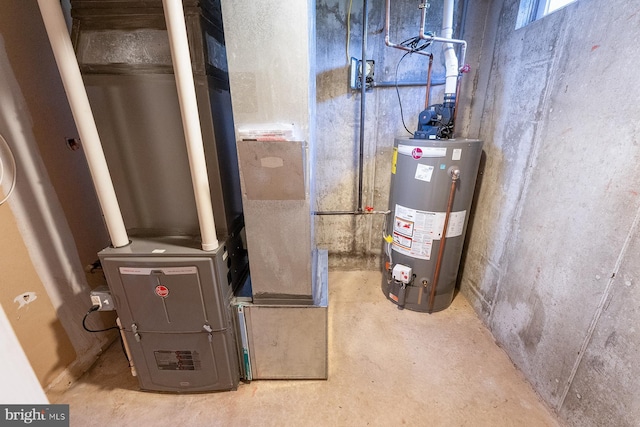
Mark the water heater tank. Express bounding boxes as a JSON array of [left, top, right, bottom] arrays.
[[382, 137, 483, 312]]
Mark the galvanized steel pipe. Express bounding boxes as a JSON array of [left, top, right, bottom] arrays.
[[357, 0, 368, 212]]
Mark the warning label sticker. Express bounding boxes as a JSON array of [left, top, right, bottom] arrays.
[[432, 210, 467, 239], [391, 147, 398, 174], [415, 164, 434, 182], [394, 216, 414, 237], [154, 350, 201, 371], [391, 204, 467, 260]]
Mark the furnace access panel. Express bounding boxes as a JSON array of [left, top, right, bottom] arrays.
[[100, 237, 239, 392]]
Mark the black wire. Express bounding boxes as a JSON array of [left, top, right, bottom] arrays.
[[119, 335, 131, 366], [399, 35, 431, 52], [83, 305, 120, 333], [395, 36, 434, 136], [395, 51, 414, 135], [82, 305, 131, 364]]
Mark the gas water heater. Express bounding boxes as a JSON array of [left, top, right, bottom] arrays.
[[381, 0, 483, 313], [382, 138, 482, 313]]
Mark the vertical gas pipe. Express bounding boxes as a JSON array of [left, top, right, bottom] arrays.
[[424, 54, 434, 109], [37, 0, 129, 248], [357, 0, 368, 212], [162, 0, 219, 251]]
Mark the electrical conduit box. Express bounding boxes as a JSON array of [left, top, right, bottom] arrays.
[[90, 285, 115, 311]]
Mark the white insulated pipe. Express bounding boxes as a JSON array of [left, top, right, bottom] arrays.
[[442, 0, 459, 95], [37, 0, 129, 248], [162, 0, 219, 251]]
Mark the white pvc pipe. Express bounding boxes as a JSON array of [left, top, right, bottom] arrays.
[[162, 0, 219, 251], [37, 0, 129, 248], [442, 0, 459, 95]]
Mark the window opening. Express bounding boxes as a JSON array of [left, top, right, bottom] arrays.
[[516, 0, 576, 29]]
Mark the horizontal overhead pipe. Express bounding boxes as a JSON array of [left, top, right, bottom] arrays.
[[372, 78, 445, 88], [37, 0, 129, 248], [162, 0, 218, 251], [419, 0, 467, 81], [384, 0, 432, 57], [313, 210, 391, 216]]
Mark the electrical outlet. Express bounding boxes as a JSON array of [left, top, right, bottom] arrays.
[[349, 57, 375, 90], [90, 285, 115, 311]]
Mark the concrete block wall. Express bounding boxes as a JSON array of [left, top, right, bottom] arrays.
[[457, 0, 640, 425]]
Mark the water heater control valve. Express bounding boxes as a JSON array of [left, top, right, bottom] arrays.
[[392, 264, 413, 284]]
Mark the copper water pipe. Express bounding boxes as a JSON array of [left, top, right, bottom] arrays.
[[428, 169, 460, 313], [384, 0, 431, 57], [425, 53, 434, 109]]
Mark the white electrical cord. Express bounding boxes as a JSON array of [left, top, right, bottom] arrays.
[[0, 134, 17, 205], [346, 0, 353, 63]]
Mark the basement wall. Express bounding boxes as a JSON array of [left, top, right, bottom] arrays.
[[316, 0, 640, 424], [315, 0, 465, 269], [0, 0, 114, 397], [458, 0, 640, 425]]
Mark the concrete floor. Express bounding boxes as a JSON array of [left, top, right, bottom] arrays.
[[51, 271, 561, 426]]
